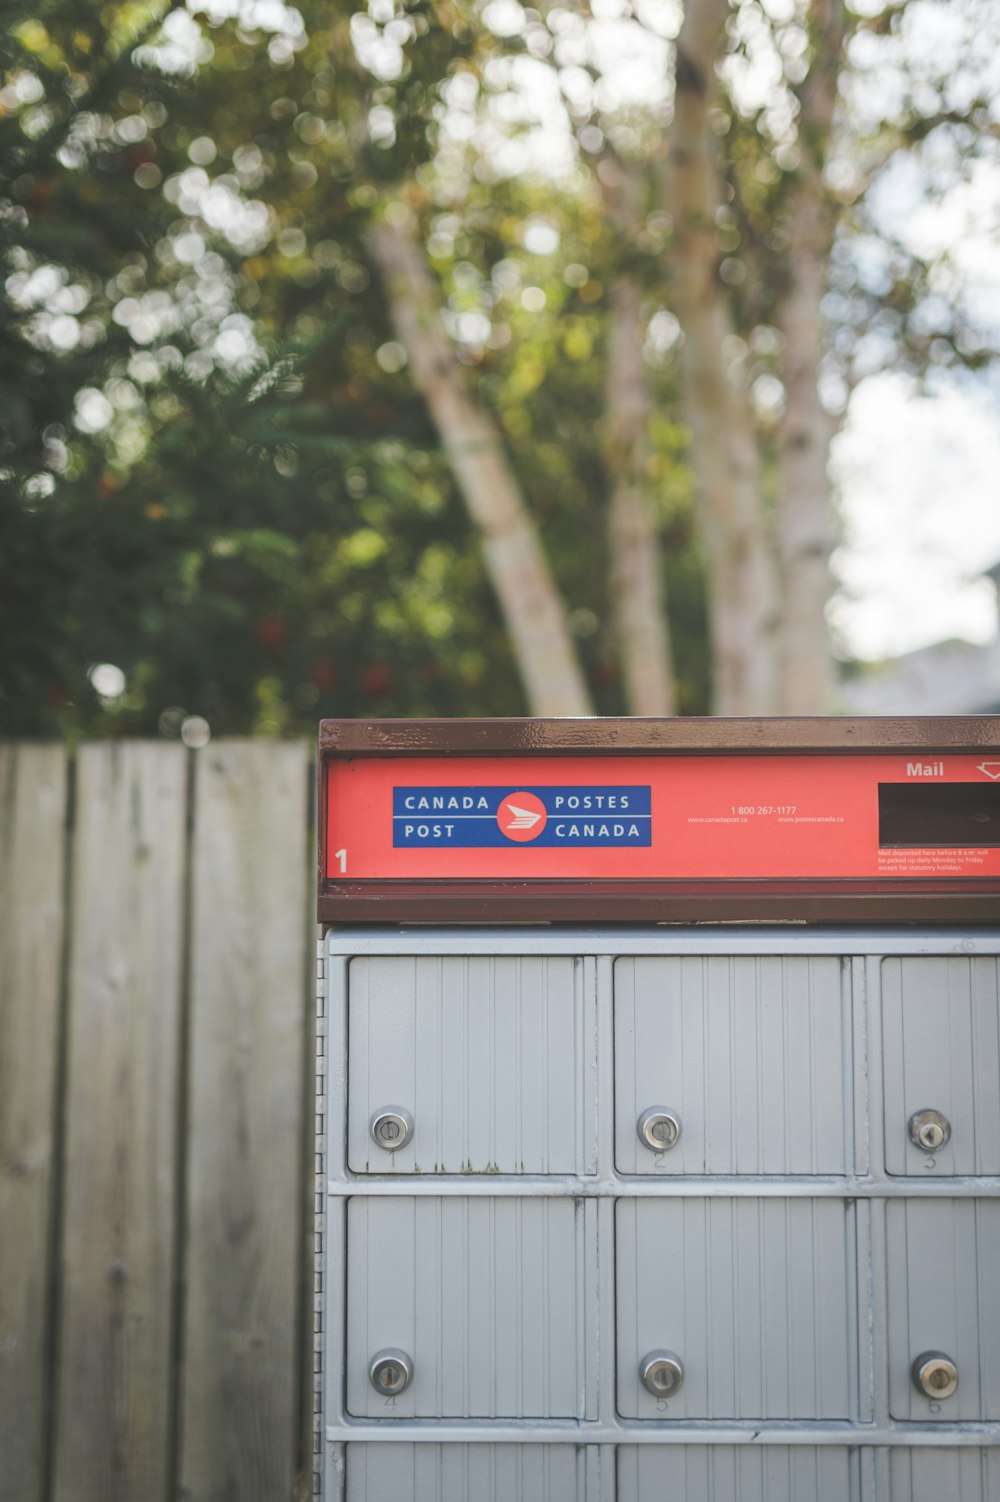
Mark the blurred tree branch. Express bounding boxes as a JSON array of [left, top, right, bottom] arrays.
[[598, 151, 676, 716], [367, 211, 593, 716], [665, 0, 782, 713]]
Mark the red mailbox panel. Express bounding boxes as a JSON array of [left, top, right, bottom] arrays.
[[317, 718, 1000, 923]]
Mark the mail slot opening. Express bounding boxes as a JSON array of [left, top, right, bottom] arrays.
[[879, 783, 1000, 848]]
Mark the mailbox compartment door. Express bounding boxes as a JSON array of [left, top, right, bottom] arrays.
[[615, 1448, 1000, 1502], [883, 1448, 1000, 1501], [887, 1199, 1000, 1421], [617, 1446, 857, 1501], [345, 1444, 589, 1501], [882, 957, 1000, 1176], [616, 1198, 860, 1420], [615, 957, 853, 1175], [346, 1196, 594, 1419], [348, 956, 594, 1174]]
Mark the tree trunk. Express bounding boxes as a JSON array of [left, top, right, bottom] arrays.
[[774, 0, 847, 713], [600, 156, 677, 716], [775, 187, 838, 712], [367, 218, 593, 717], [667, 0, 782, 714]]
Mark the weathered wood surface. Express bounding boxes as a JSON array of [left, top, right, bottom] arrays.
[[0, 744, 67, 1502], [180, 741, 310, 1502], [0, 740, 314, 1502], [53, 744, 187, 1502]]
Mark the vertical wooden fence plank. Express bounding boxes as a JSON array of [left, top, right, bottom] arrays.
[[0, 745, 68, 1502], [53, 743, 187, 1502], [180, 741, 309, 1502]]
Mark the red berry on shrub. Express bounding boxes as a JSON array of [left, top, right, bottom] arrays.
[[311, 658, 338, 692], [256, 616, 287, 649], [359, 663, 391, 699]]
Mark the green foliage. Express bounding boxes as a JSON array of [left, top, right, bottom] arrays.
[[0, 331, 527, 733], [0, 0, 712, 736], [0, 0, 529, 734]]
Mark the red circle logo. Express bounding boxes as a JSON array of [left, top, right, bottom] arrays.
[[497, 790, 548, 842]]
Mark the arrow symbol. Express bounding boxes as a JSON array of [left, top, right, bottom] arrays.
[[506, 802, 543, 830], [977, 762, 1000, 780]]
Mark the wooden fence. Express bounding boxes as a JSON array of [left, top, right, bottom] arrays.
[[0, 741, 316, 1502]]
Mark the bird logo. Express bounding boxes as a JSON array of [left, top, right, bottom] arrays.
[[497, 791, 548, 842], [505, 803, 543, 829]]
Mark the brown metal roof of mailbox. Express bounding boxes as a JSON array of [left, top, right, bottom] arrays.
[[318, 717, 1000, 924]]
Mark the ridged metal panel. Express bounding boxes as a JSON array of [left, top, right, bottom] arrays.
[[344, 1444, 587, 1501], [614, 957, 851, 1175], [882, 957, 1000, 1176], [322, 930, 1000, 1502], [346, 1196, 593, 1419], [348, 957, 594, 1174], [887, 1199, 1000, 1421], [618, 1445, 857, 1500], [884, 1447, 1000, 1501], [616, 1198, 860, 1420]]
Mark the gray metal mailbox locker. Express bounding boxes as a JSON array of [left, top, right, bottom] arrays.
[[315, 717, 1000, 1501]]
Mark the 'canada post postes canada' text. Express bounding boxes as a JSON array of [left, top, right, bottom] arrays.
[[392, 785, 652, 848]]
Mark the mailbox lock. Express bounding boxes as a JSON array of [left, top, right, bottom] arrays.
[[637, 1107, 681, 1153], [912, 1351, 959, 1401], [908, 1109, 951, 1153], [640, 1350, 684, 1398], [369, 1348, 413, 1396], [370, 1106, 414, 1152]]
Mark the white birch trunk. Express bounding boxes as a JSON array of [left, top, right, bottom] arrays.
[[368, 218, 593, 717], [775, 188, 838, 712], [774, 0, 846, 713], [668, 0, 782, 714], [601, 157, 677, 716]]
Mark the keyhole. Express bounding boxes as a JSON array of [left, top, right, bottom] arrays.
[[909, 1111, 951, 1154], [638, 1109, 681, 1153], [928, 1367, 949, 1391], [652, 1368, 669, 1391], [371, 1108, 413, 1152], [369, 1348, 412, 1396]]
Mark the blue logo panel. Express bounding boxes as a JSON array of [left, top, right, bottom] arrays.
[[393, 785, 652, 848]]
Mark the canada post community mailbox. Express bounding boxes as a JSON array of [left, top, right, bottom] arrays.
[[314, 717, 1000, 1502]]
